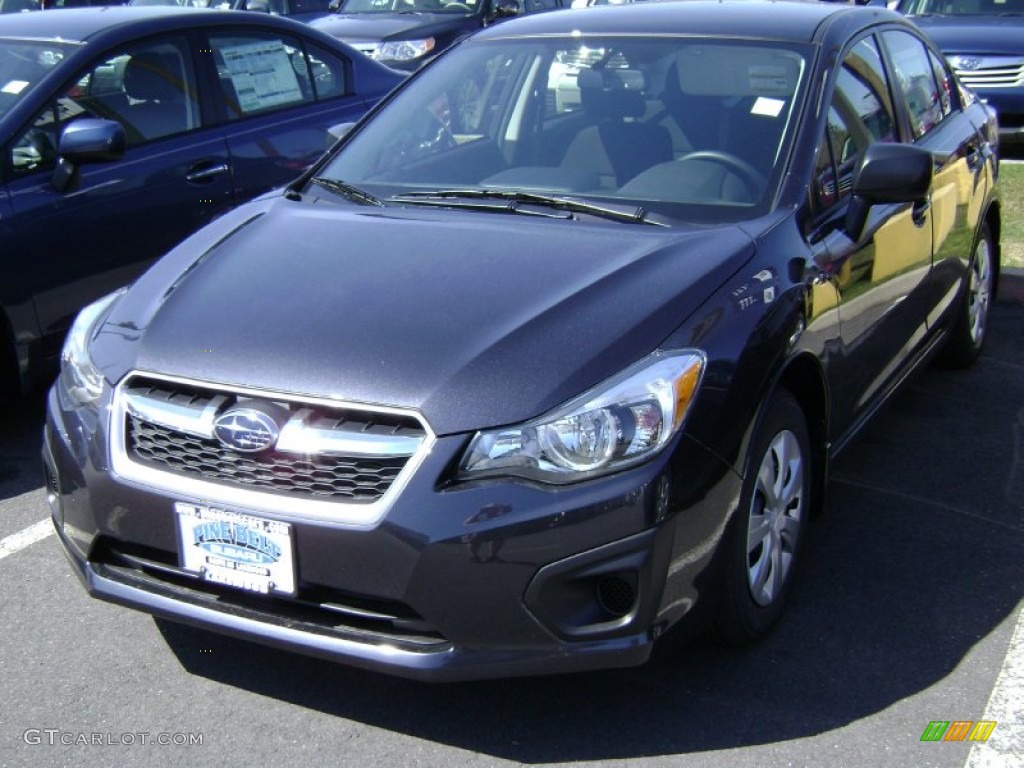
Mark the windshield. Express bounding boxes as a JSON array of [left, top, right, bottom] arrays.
[[900, 0, 1024, 15], [336, 0, 480, 13], [0, 40, 75, 121], [316, 35, 808, 225]]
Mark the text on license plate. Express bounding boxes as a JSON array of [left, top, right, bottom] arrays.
[[175, 503, 295, 595]]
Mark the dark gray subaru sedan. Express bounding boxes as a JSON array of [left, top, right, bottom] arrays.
[[44, 0, 1001, 681]]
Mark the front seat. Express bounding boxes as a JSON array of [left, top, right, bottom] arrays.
[[560, 67, 673, 188], [122, 52, 189, 142]]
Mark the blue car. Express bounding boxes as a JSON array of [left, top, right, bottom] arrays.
[[895, 0, 1024, 147], [0, 7, 403, 396]]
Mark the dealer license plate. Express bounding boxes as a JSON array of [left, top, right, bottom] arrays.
[[175, 503, 295, 596]]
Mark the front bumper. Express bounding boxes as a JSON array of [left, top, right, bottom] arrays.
[[43, 383, 738, 682]]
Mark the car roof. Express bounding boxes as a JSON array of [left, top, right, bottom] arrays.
[[475, 0, 897, 44], [0, 6, 303, 44]]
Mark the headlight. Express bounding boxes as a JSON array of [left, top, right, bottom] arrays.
[[376, 37, 435, 63], [59, 288, 126, 407], [460, 350, 705, 484]]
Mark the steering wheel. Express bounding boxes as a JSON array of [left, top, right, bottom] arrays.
[[677, 150, 767, 197], [441, 1, 472, 9], [385, 108, 455, 168], [424, 110, 456, 151]]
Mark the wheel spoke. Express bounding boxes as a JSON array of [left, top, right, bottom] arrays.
[[778, 513, 801, 549], [749, 539, 772, 600], [777, 433, 804, 509], [747, 513, 771, 552], [756, 460, 779, 510]]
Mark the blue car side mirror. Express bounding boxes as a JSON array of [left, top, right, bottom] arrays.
[[52, 118, 127, 193]]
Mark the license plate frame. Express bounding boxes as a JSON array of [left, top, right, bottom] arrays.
[[175, 503, 296, 596]]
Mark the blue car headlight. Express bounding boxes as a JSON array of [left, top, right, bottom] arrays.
[[58, 288, 126, 408], [460, 350, 705, 484], [377, 37, 435, 63]]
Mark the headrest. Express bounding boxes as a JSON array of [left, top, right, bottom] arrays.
[[124, 52, 181, 102], [577, 67, 647, 120]]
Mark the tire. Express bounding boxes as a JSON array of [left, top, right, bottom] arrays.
[[940, 222, 995, 369], [716, 388, 811, 644], [0, 330, 18, 403]]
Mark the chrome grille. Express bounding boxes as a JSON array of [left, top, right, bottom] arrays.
[[953, 57, 1024, 89], [116, 375, 430, 512], [128, 418, 406, 500]]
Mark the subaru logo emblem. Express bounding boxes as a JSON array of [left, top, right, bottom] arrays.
[[213, 408, 280, 453], [956, 57, 981, 71]]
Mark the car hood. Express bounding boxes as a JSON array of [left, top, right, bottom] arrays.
[[310, 12, 469, 42], [97, 196, 755, 436], [909, 16, 1024, 55]]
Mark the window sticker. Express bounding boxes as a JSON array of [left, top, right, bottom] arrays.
[[751, 96, 785, 117], [2, 80, 29, 95], [221, 40, 303, 112]]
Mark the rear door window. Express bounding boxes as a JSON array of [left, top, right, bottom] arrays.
[[207, 32, 348, 121], [882, 29, 947, 140]]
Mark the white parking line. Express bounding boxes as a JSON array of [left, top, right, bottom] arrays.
[[0, 519, 54, 562], [966, 601, 1024, 768]]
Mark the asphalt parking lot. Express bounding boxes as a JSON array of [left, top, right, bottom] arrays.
[[0, 291, 1021, 768]]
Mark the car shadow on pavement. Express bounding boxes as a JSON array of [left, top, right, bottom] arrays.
[[156, 304, 1023, 761], [0, 389, 47, 499]]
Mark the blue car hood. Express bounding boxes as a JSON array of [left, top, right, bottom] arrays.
[[97, 196, 755, 435], [310, 12, 465, 42], [910, 16, 1024, 54]]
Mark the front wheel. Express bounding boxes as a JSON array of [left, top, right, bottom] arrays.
[[716, 388, 810, 644], [940, 222, 996, 368]]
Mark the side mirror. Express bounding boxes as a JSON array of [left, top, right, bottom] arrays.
[[845, 142, 933, 241], [327, 122, 355, 149], [52, 119, 126, 193]]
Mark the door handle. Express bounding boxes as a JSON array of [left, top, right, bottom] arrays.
[[185, 162, 230, 184], [911, 198, 930, 228], [965, 143, 984, 171]]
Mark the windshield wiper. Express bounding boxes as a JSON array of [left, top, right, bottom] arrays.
[[390, 189, 667, 226], [308, 177, 383, 207]]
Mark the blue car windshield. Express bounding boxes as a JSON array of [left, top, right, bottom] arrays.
[[901, 0, 1024, 15], [0, 40, 75, 120], [318, 35, 809, 225]]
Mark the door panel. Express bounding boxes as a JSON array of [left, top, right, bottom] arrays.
[[2, 34, 235, 363], [811, 35, 934, 437], [222, 99, 369, 200], [6, 131, 233, 347]]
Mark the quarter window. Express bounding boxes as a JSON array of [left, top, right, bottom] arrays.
[[928, 48, 955, 120]]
